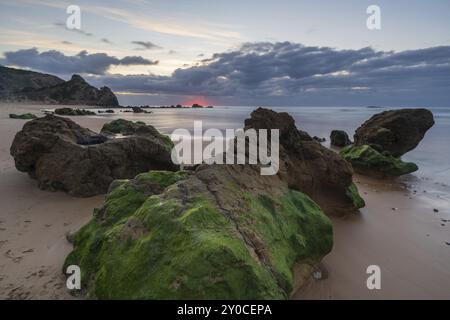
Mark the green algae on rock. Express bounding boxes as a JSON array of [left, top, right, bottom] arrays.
[[346, 183, 365, 209], [101, 119, 173, 151], [340, 145, 418, 177], [9, 113, 37, 119], [64, 167, 333, 299], [101, 119, 147, 135]]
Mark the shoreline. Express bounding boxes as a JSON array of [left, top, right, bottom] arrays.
[[0, 103, 449, 299]]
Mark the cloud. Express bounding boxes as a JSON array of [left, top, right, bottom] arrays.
[[101, 38, 113, 44], [87, 42, 450, 106], [3, 42, 450, 106], [53, 22, 93, 37], [3, 48, 158, 75], [132, 41, 162, 50]]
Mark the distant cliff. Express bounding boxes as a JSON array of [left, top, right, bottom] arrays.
[[0, 66, 119, 106]]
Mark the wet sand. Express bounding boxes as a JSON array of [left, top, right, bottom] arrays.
[[0, 103, 449, 299], [295, 175, 450, 299]]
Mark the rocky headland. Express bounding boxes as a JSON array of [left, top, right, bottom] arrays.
[[0, 66, 118, 106]]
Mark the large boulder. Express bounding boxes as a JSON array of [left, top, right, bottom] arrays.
[[10, 115, 176, 197], [330, 130, 352, 147], [65, 166, 334, 299], [354, 108, 434, 157], [244, 108, 364, 216]]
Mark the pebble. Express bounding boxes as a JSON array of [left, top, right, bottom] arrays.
[[392, 207, 398, 211], [433, 209, 439, 213]]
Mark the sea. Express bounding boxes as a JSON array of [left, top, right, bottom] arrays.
[[85, 105, 450, 187]]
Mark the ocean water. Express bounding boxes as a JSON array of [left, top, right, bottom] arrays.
[[87, 106, 450, 185]]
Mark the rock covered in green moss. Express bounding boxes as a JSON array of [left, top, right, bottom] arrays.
[[101, 119, 173, 151], [340, 145, 418, 177], [101, 119, 147, 135], [346, 183, 365, 208], [9, 113, 37, 119], [64, 166, 333, 299]]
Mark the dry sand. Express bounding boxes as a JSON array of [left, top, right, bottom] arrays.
[[0, 104, 108, 299], [0, 103, 449, 299]]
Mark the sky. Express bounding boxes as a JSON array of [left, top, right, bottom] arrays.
[[1, 0, 449, 107]]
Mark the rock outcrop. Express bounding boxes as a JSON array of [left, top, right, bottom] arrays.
[[54, 107, 96, 116], [244, 108, 364, 216], [65, 165, 334, 299], [64, 107, 366, 299], [341, 108, 434, 177], [10, 115, 176, 196], [0, 66, 119, 106], [354, 108, 434, 157], [330, 130, 352, 147]]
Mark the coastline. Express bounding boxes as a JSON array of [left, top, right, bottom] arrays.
[[0, 103, 449, 299]]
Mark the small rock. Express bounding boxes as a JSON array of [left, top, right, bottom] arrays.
[[433, 209, 439, 213]]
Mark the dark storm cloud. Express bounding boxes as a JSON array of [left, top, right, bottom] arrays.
[[2, 48, 158, 75], [3, 42, 450, 105], [131, 41, 162, 50], [91, 42, 450, 101]]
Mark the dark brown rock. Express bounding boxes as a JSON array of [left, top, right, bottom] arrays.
[[10, 115, 176, 197], [354, 108, 434, 157], [330, 130, 352, 147], [244, 108, 362, 215]]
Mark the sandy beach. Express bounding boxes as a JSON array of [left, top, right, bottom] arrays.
[[0, 104, 108, 299], [0, 103, 449, 299]]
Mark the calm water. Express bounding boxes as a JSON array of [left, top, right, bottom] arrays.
[[89, 106, 450, 185]]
